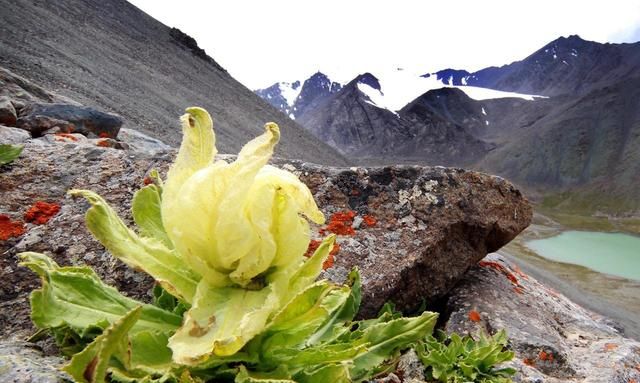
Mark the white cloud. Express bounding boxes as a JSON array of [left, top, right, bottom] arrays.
[[128, 0, 640, 89]]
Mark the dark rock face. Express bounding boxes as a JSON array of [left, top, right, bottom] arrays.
[[444, 253, 640, 382], [0, 97, 17, 126], [430, 68, 472, 86], [16, 103, 123, 138], [298, 79, 492, 166], [0, 139, 530, 338], [401, 87, 489, 139], [291, 72, 342, 118]]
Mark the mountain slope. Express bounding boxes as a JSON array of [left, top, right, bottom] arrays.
[[440, 35, 640, 97], [299, 74, 491, 166], [478, 76, 640, 213], [0, 0, 348, 165]]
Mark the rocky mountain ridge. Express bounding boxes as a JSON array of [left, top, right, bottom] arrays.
[[255, 71, 342, 119], [261, 36, 640, 214]]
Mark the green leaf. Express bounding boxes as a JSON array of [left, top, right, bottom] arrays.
[[168, 280, 277, 365], [132, 184, 173, 248], [304, 268, 362, 346], [258, 281, 351, 356], [294, 363, 351, 383], [69, 189, 200, 303], [349, 311, 438, 381], [235, 365, 295, 383], [20, 252, 181, 335], [63, 306, 142, 383], [0, 143, 23, 165]]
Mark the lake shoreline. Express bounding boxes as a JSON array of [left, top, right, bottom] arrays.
[[499, 213, 640, 340]]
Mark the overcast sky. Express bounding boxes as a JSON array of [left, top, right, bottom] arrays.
[[128, 0, 640, 89]]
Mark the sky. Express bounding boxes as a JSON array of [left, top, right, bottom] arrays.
[[128, 0, 640, 89]]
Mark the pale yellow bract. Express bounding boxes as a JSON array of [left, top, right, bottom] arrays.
[[162, 107, 325, 289]]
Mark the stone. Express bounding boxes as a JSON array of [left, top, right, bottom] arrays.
[[443, 253, 640, 382], [0, 96, 17, 126], [0, 341, 70, 383], [15, 115, 75, 137], [16, 102, 123, 138], [0, 140, 530, 339], [117, 127, 172, 156], [303, 165, 532, 317], [0, 125, 31, 144]]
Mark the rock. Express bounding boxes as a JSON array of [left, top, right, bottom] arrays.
[[116, 127, 172, 156], [15, 115, 75, 137], [443, 253, 640, 382], [0, 67, 57, 104], [306, 166, 532, 317], [0, 140, 531, 339], [16, 103, 123, 138], [0, 341, 70, 383], [395, 349, 426, 382], [0, 96, 17, 126], [0, 125, 31, 144]]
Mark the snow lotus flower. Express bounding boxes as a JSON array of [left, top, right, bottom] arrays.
[[67, 107, 333, 363], [21, 107, 439, 383]]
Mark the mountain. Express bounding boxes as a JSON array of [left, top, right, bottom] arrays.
[[433, 35, 640, 97], [254, 81, 301, 118], [477, 77, 640, 213], [298, 73, 491, 166], [288, 36, 640, 214], [0, 0, 348, 165], [255, 72, 341, 119]]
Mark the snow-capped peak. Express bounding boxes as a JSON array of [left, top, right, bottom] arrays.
[[278, 81, 302, 108]]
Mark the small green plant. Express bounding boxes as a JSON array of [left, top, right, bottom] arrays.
[[415, 329, 516, 383], [20, 107, 438, 383], [0, 143, 23, 165]]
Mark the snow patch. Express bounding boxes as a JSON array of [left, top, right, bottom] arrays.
[[354, 68, 545, 113], [481, 107, 487, 115], [485, 120, 489, 126], [461, 77, 467, 85], [279, 82, 303, 107]]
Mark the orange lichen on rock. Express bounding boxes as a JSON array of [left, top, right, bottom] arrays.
[[523, 358, 536, 367], [99, 132, 111, 138], [24, 201, 61, 225], [143, 176, 154, 186], [538, 351, 554, 361], [363, 214, 377, 227], [54, 133, 79, 142], [512, 263, 529, 280], [468, 310, 481, 322], [304, 239, 321, 258], [513, 286, 524, 295], [304, 240, 340, 270], [478, 260, 522, 288], [0, 215, 26, 240], [96, 139, 110, 147], [604, 343, 619, 351], [321, 210, 356, 236]]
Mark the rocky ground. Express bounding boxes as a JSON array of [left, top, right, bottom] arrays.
[[1, 122, 639, 382]]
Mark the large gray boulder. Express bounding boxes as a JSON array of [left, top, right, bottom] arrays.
[[16, 103, 123, 138], [0, 138, 530, 340]]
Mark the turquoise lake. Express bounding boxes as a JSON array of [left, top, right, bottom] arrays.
[[526, 231, 640, 281]]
